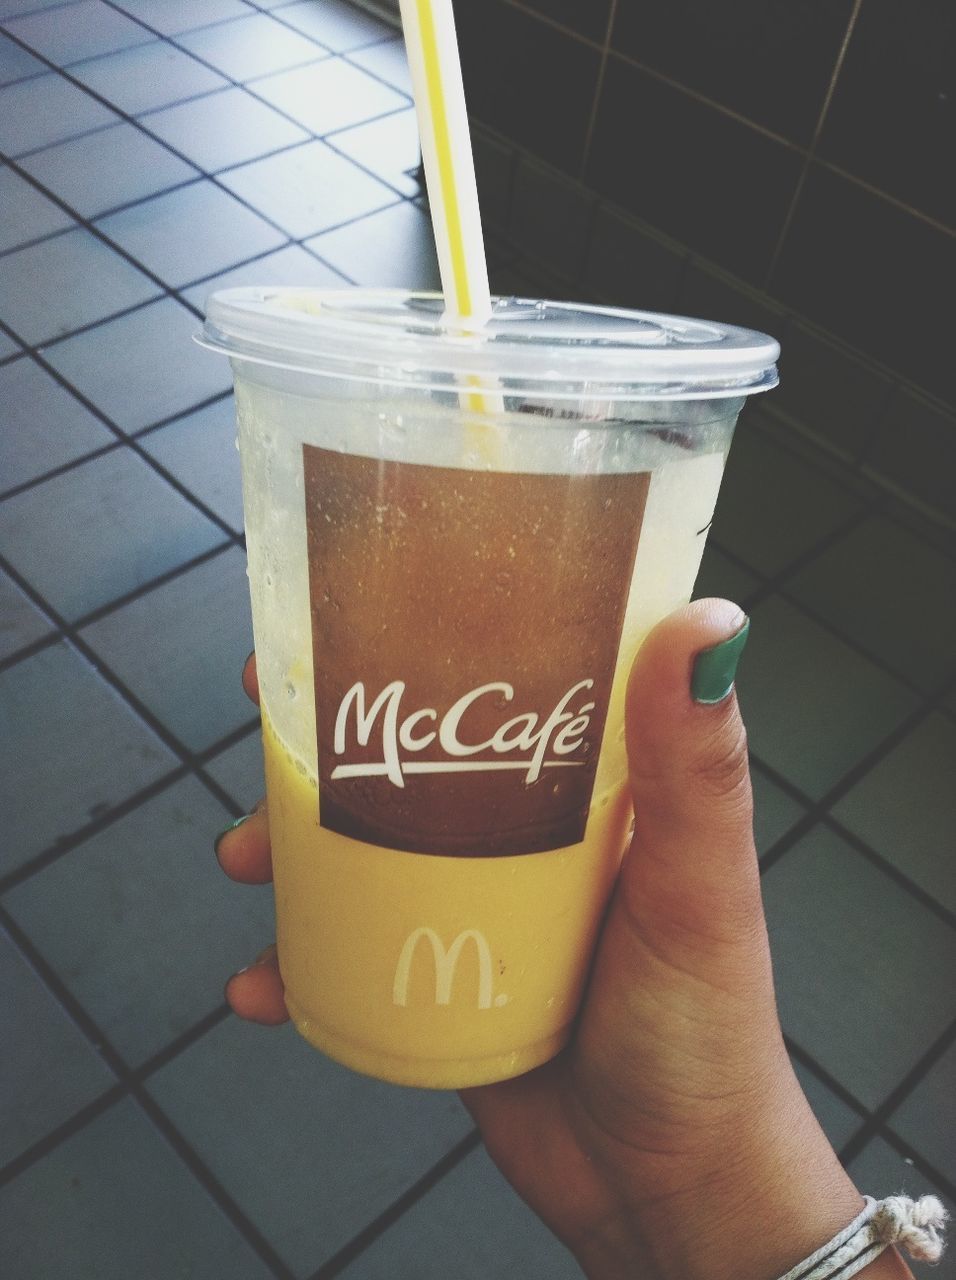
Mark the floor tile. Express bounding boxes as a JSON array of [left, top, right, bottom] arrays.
[[0, 566, 53, 662], [740, 596, 919, 800], [142, 85, 308, 172], [337, 1144, 583, 1280], [4, 0, 152, 65], [790, 1058, 863, 1152], [762, 826, 956, 1110], [886, 1040, 956, 1189], [751, 764, 807, 857], [6, 775, 274, 1066], [0, 72, 117, 156], [692, 544, 761, 605], [307, 200, 439, 287], [0, 356, 114, 493], [275, 0, 393, 53], [0, 228, 159, 346], [0, 929, 114, 1168], [834, 714, 956, 916], [139, 397, 243, 532], [96, 181, 285, 288], [0, 165, 74, 254], [148, 1016, 473, 1277], [220, 139, 397, 238], [21, 121, 199, 218], [0, 31, 46, 86], [204, 730, 265, 810], [79, 548, 254, 753], [508, 155, 595, 285], [182, 242, 348, 309], [0, 1097, 274, 1280], [42, 297, 233, 431], [70, 38, 228, 113], [346, 35, 412, 96], [110, 0, 250, 35], [787, 515, 956, 695], [711, 421, 867, 577], [0, 447, 224, 621], [846, 1137, 955, 1280], [253, 56, 406, 136], [176, 11, 328, 82], [327, 107, 420, 196], [0, 330, 21, 362], [582, 203, 686, 314], [0, 0, 72, 14], [0, 641, 175, 873]]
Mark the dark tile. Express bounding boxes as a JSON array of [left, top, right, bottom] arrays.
[[790, 1058, 864, 1152], [887, 1040, 956, 1189], [0, 641, 175, 873], [770, 322, 892, 463], [96, 181, 286, 288], [0, 72, 117, 156], [587, 57, 802, 282], [142, 86, 309, 172], [0, 566, 53, 661], [0, 356, 114, 492], [0, 228, 159, 345], [273, 0, 394, 53], [762, 826, 956, 1109], [0, 0, 72, 15], [346, 35, 412, 96], [80, 549, 254, 753], [787, 514, 956, 694], [0, 1098, 274, 1280], [139, 397, 242, 531], [865, 389, 956, 520], [307, 201, 439, 288], [176, 11, 327, 82], [0, 931, 115, 1167], [819, 0, 954, 226], [147, 1017, 474, 1276], [21, 121, 198, 218], [182, 243, 348, 308], [472, 126, 515, 232], [251, 55, 407, 136], [751, 764, 807, 857], [582, 203, 686, 313], [0, 164, 73, 253], [834, 713, 956, 916], [456, 0, 601, 174], [70, 39, 228, 114], [0, 331, 20, 361], [610, 0, 854, 144], [678, 262, 787, 340], [4, 0, 152, 65], [710, 424, 866, 576], [109, 0, 249, 35], [0, 31, 46, 85], [693, 544, 762, 604], [6, 776, 274, 1066], [517, 0, 609, 42], [205, 730, 265, 810], [770, 165, 953, 404], [220, 139, 397, 238], [0, 447, 224, 621], [336, 1144, 583, 1280], [508, 156, 595, 284], [327, 107, 420, 196], [43, 297, 233, 431], [739, 596, 919, 799]]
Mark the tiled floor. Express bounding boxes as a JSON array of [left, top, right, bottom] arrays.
[[0, 3, 953, 1278]]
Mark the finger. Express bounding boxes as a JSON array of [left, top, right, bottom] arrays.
[[242, 651, 260, 706], [214, 801, 273, 884], [226, 946, 289, 1025]]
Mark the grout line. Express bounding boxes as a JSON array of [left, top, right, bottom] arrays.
[[785, 1036, 870, 1120], [868, 1126, 956, 1204], [578, 0, 619, 180], [307, 1130, 484, 1279], [0, 1084, 128, 1190]]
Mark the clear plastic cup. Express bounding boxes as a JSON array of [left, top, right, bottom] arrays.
[[199, 290, 778, 1089]]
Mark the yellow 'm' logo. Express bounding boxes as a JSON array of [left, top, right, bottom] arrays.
[[393, 927, 504, 1009]]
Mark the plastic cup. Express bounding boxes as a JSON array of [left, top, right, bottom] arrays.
[[199, 289, 778, 1089]]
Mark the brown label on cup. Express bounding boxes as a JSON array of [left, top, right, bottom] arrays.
[[304, 445, 649, 856]]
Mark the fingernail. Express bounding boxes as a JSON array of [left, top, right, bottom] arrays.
[[691, 617, 750, 704], [214, 813, 251, 856]]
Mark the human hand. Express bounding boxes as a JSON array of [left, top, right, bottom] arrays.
[[216, 600, 911, 1280]]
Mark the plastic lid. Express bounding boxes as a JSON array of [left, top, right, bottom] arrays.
[[199, 288, 779, 401]]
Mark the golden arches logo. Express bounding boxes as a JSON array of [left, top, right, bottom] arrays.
[[393, 927, 503, 1009]]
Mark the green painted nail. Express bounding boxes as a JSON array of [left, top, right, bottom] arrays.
[[214, 813, 251, 854], [691, 618, 750, 704]]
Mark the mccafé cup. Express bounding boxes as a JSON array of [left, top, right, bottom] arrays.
[[200, 289, 778, 1088]]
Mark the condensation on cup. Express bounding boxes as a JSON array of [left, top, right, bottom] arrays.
[[199, 290, 779, 1088]]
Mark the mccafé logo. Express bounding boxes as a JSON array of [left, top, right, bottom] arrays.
[[392, 926, 508, 1009], [330, 679, 596, 788]]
